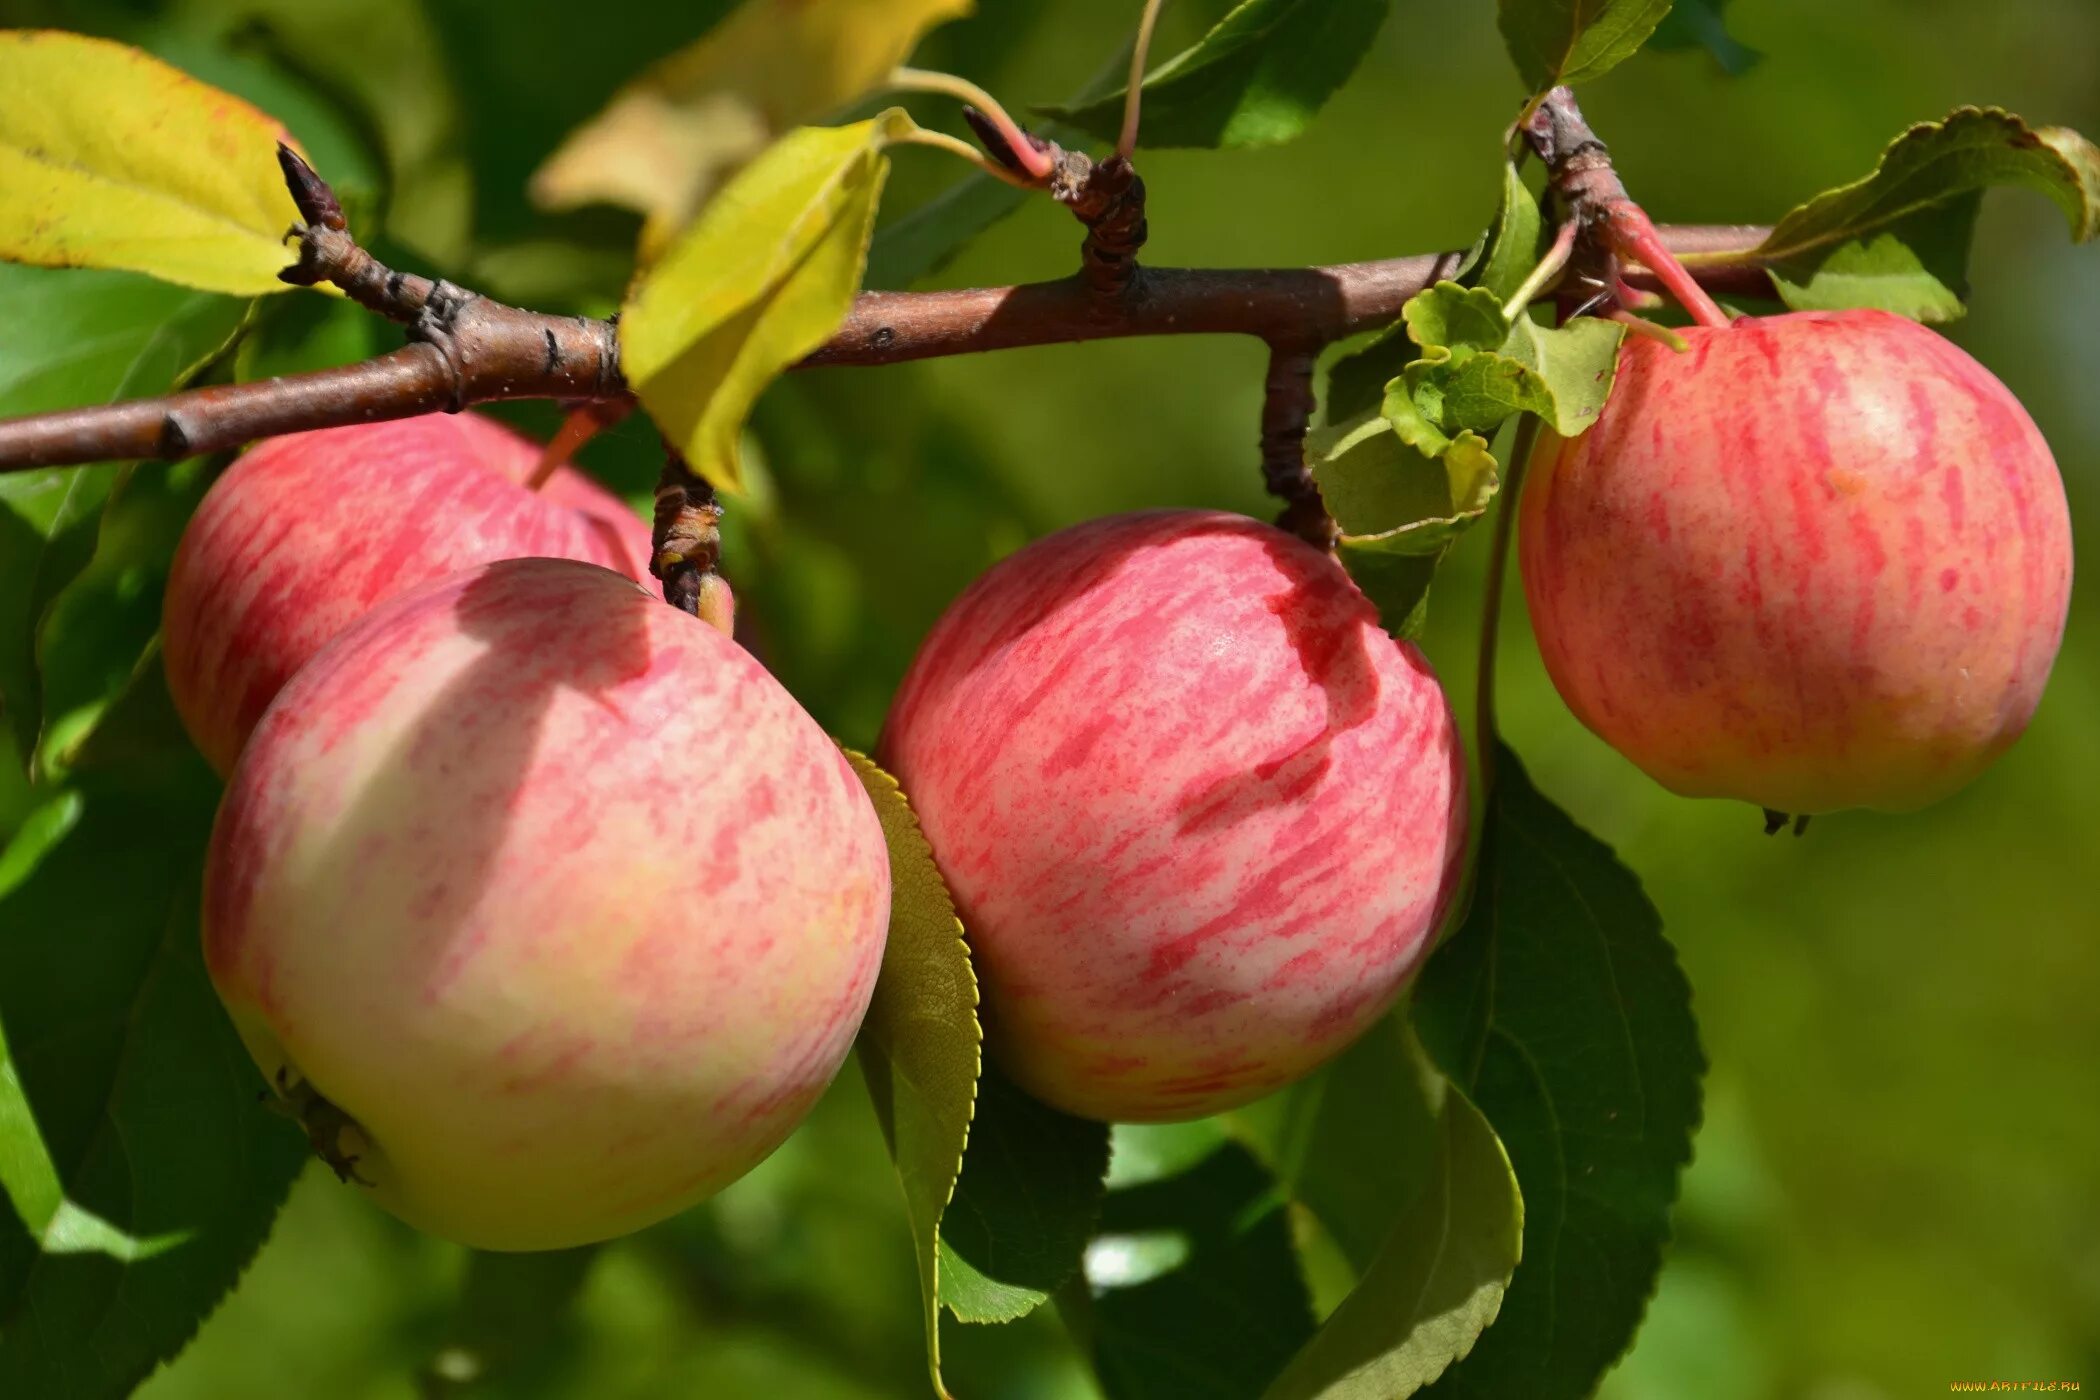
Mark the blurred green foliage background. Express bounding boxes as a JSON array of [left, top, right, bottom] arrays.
[[1, 0, 2096, 1395]]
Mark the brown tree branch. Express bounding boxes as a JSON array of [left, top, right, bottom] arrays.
[[0, 220, 1773, 475]]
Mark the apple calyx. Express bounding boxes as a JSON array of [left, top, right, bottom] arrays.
[[265, 1066, 373, 1187]]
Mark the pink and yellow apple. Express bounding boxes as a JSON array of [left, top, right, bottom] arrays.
[[164, 411, 656, 776], [881, 510, 1467, 1124], [204, 558, 888, 1251], [1520, 308, 2073, 815]]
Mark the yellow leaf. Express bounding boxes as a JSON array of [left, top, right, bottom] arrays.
[[621, 111, 911, 495], [0, 30, 305, 295], [844, 751, 980, 1400], [531, 0, 970, 255]]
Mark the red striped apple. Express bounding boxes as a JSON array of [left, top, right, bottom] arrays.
[[1521, 309, 2073, 816], [164, 411, 655, 776], [204, 558, 887, 1250], [881, 510, 1467, 1124]]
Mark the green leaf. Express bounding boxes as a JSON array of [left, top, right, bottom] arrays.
[[1403, 283, 1512, 359], [1232, 1014, 1440, 1276], [1500, 315, 1626, 436], [622, 112, 913, 495], [1471, 162, 1547, 306], [0, 30, 306, 294], [531, 0, 970, 254], [1042, 0, 1391, 150], [1263, 1085, 1522, 1400], [847, 753, 981, 1394], [1725, 108, 2100, 321], [1497, 0, 1674, 94], [420, 1247, 599, 1393], [1313, 413, 1499, 558], [0, 741, 307, 1398], [33, 457, 222, 783], [0, 788, 81, 901], [938, 1065, 1110, 1325], [1088, 1142, 1317, 1400], [866, 169, 1031, 292], [0, 263, 248, 765], [1648, 0, 1760, 74], [1412, 747, 1705, 1400], [1324, 325, 1413, 426]]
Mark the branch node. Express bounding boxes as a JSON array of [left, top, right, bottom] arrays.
[[1051, 150, 1149, 299]]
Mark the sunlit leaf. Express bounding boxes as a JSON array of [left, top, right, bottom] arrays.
[[1713, 108, 2100, 321], [1413, 748, 1704, 1400], [1264, 1084, 1521, 1400], [1500, 315, 1625, 436], [0, 30, 304, 293], [531, 0, 969, 254], [1496, 0, 1673, 94], [848, 752, 980, 1396], [182, 0, 473, 264], [621, 112, 913, 495], [1471, 162, 1546, 306], [1043, 0, 1390, 150]]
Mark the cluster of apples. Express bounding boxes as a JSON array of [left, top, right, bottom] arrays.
[[169, 305, 2069, 1252]]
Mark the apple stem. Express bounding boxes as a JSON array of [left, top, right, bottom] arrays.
[[1609, 206, 1734, 329], [1502, 219, 1580, 322], [1605, 308, 1691, 353], [526, 402, 627, 491], [888, 68, 1057, 183], [1118, 0, 1171, 159]]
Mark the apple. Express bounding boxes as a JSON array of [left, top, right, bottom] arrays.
[[881, 510, 1467, 1123], [164, 411, 657, 776], [204, 558, 888, 1251], [1520, 308, 2074, 816]]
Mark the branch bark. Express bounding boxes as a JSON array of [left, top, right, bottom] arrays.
[[0, 223, 1772, 475]]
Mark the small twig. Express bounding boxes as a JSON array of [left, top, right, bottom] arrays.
[[1502, 219, 1579, 321], [1119, 0, 1171, 159], [0, 136, 1772, 476], [651, 446, 734, 637], [1258, 343, 1333, 551]]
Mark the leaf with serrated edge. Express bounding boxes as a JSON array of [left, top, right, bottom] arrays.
[[1315, 413, 1499, 557], [1472, 163, 1547, 306], [937, 1064, 1110, 1324], [1041, 0, 1390, 150], [1263, 1081, 1522, 1400], [1754, 108, 2100, 267], [532, 0, 969, 254], [1404, 283, 1511, 357], [0, 30, 304, 293], [1497, 0, 1673, 94], [1500, 316, 1625, 436], [1413, 747, 1704, 1400], [622, 112, 913, 495], [847, 752, 979, 1398]]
